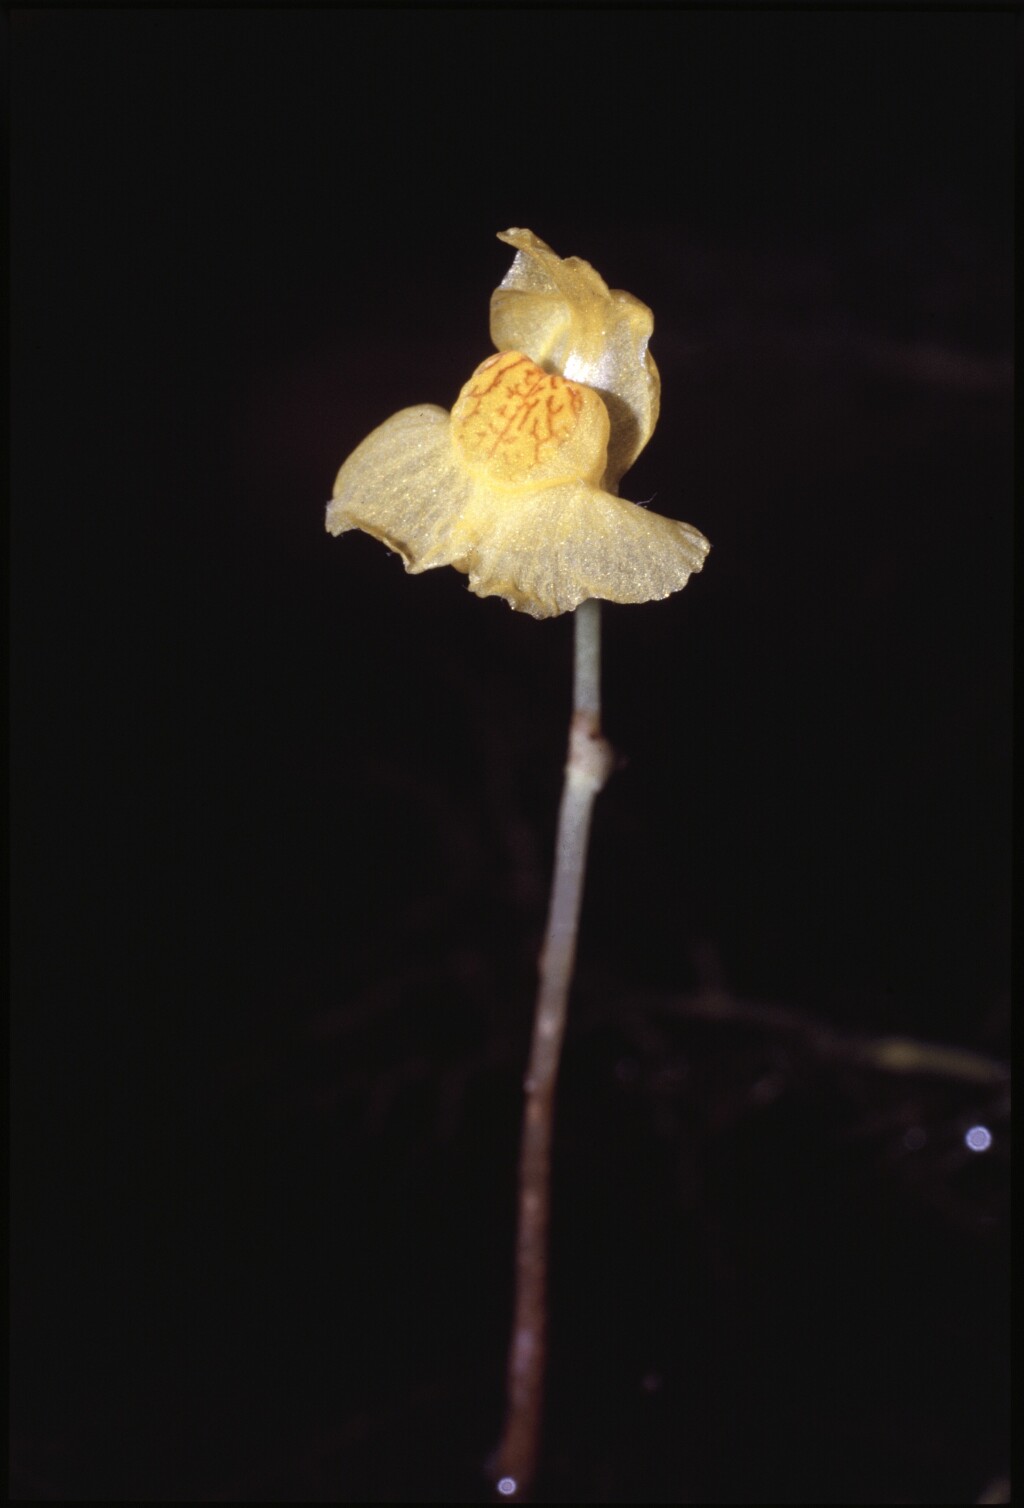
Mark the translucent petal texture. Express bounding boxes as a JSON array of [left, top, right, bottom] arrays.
[[456, 480, 710, 619], [326, 405, 473, 570], [490, 228, 661, 491], [327, 355, 710, 619]]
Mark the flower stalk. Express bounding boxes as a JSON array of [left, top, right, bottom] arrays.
[[495, 597, 613, 1498]]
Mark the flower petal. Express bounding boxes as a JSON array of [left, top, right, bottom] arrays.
[[327, 405, 472, 572], [490, 228, 660, 491], [458, 481, 710, 619]]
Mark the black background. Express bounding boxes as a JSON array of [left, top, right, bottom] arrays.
[[11, 9, 1012, 1502]]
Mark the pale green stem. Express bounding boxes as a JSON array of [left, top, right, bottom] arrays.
[[494, 597, 613, 1499]]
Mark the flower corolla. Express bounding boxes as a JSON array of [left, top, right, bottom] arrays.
[[326, 229, 709, 618]]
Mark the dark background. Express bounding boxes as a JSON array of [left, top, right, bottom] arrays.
[[10, 9, 1012, 1502]]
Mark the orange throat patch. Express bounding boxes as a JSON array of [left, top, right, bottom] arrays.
[[451, 351, 609, 490]]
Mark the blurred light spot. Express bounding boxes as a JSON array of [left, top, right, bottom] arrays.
[[902, 1126, 927, 1152], [615, 1057, 640, 1087], [965, 1124, 992, 1153], [497, 1477, 517, 1497], [641, 1370, 663, 1393]]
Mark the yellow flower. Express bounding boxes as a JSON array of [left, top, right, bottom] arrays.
[[326, 229, 710, 619]]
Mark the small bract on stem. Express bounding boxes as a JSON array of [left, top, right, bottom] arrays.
[[325, 229, 709, 1499]]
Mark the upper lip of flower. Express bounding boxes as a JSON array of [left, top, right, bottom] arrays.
[[326, 229, 709, 619], [490, 228, 661, 494]]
